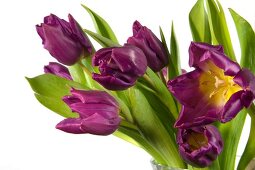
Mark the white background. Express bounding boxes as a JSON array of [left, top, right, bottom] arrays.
[[1, 0, 255, 170]]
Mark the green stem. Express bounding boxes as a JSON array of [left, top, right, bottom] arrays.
[[114, 124, 167, 165], [237, 105, 255, 170], [78, 61, 92, 77], [159, 70, 167, 86]]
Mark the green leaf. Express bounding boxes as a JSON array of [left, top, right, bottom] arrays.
[[27, 74, 88, 118], [129, 88, 185, 167], [218, 110, 247, 170], [159, 27, 177, 80], [237, 106, 255, 170], [35, 94, 77, 118], [206, 0, 236, 60], [136, 84, 176, 137], [229, 9, 255, 73], [114, 120, 167, 165], [83, 29, 120, 48], [170, 23, 181, 76], [81, 4, 118, 43], [189, 0, 211, 43], [68, 63, 86, 84], [145, 68, 179, 119], [26, 74, 87, 98]]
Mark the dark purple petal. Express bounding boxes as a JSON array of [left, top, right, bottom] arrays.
[[68, 14, 92, 54], [112, 45, 147, 76], [132, 20, 143, 35], [175, 105, 219, 129], [56, 118, 85, 134], [177, 125, 223, 168], [81, 113, 121, 135], [168, 70, 202, 107], [234, 68, 255, 94], [44, 62, 72, 80], [189, 42, 240, 76], [127, 20, 168, 72], [92, 73, 136, 91], [70, 88, 119, 107], [220, 91, 244, 123]]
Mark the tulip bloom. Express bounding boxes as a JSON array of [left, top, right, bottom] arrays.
[[92, 45, 147, 90], [56, 89, 121, 135], [168, 42, 255, 128], [177, 125, 223, 168], [127, 21, 168, 72], [36, 14, 92, 65], [44, 62, 72, 80]]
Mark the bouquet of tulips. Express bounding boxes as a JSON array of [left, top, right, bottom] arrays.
[[27, 0, 255, 169]]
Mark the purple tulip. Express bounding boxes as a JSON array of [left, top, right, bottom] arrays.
[[44, 62, 72, 80], [177, 125, 223, 168], [56, 88, 121, 135], [168, 42, 255, 128], [127, 21, 168, 72], [92, 45, 147, 90], [36, 14, 92, 65]]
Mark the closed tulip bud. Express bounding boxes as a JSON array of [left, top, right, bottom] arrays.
[[56, 88, 121, 135], [127, 21, 168, 72], [36, 14, 92, 65], [177, 125, 223, 167], [44, 62, 72, 80], [92, 45, 147, 90]]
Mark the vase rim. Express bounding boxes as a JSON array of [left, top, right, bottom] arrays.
[[150, 159, 188, 170]]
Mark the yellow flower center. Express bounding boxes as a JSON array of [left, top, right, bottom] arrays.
[[199, 61, 242, 106], [187, 131, 208, 151]]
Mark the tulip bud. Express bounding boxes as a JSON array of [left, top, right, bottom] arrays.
[[177, 125, 223, 167], [56, 88, 121, 135], [44, 62, 72, 80], [127, 21, 168, 72], [92, 45, 147, 90], [36, 14, 92, 65]]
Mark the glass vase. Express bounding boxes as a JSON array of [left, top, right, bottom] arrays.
[[151, 160, 187, 170], [246, 158, 255, 170]]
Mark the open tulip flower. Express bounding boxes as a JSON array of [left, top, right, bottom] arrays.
[[168, 42, 255, 128], [177, 125, 223, 167]]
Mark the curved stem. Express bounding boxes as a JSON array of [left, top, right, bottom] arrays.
[[237, 105, 255, 170]]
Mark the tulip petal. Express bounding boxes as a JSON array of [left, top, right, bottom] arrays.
[[69, 89, 119, 107], [127, 20, 168, 72], [81, 113, 121, 135], [92, 73, 135, 90], [112, 45, 147, 76], [56, 118, 84, 134], [220, 90, 245, 123], [68, 14, 92, 53], [234, 68, 255, 94], [189, 42, 240, 76], [44, 62, 72, 80], [168, 70, 202, 107], [175, 105, 219, 129]]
